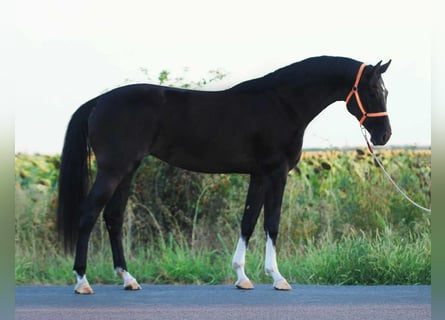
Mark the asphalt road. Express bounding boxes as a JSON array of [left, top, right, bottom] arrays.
[[16, 284, 430, 320]]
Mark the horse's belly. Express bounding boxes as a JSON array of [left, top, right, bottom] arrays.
[[150, 142, 253, 174]]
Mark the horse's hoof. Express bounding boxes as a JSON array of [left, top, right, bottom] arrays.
[[74, 283, 94, 294], [273, 279, 292, 291], [73, 272, 94, 294], [124, 279, 142, 291], [235, 279, 254, 290], [116, 268, 142, 291]]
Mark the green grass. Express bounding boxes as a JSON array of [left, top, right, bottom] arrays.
[[15, 228, 430, 286], [290, 229, 431, 285], [14, 150, 431, 286]]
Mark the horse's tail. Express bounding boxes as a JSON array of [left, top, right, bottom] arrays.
[[56, 100, 95, 254]]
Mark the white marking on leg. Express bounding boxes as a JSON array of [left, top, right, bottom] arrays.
[[73, 271, 94, 294], [232, 237, 254, 289], [265, 233, 292, 290], [115, 267, 141, 290]]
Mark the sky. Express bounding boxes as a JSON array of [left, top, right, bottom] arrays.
[[5, 0, 431, 154]]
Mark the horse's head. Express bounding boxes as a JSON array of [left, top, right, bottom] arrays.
[[346, 60, 392, 146]]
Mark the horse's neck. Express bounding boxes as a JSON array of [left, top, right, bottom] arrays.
[[302, 83, 348, 123], [280, 63, 359, 125]]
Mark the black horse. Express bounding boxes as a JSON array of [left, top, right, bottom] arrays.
[[56, 56, 391, 293]]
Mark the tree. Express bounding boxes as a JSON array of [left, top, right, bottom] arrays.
[[139, 67, 226, 89]]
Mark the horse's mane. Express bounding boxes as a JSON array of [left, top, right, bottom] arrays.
[[229, 56, 360, 93]]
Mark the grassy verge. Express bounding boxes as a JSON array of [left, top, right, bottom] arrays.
[[15, 150, 431, 285], [15, 228, 430, 286]]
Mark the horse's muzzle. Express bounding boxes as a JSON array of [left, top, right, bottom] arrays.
[[371, 129, 392, 146]]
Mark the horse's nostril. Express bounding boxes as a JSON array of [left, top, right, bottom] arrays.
[[381, 131, 391, 144]]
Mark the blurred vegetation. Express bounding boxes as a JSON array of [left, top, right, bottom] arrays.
[[15, 148, 431, 285]]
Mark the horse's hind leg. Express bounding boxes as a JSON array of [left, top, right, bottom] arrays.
[[73, 169, 123, 294], [103, 165, 141, 291], [232, 174, 265, 290]]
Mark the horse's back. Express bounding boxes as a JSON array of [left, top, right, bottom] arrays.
[[86, 83, 300, 174]]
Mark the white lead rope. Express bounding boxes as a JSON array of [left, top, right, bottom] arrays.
[[360, 126, 431, 213]]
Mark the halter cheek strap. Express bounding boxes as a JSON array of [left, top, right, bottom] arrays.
[[345, 63, 388, 125]]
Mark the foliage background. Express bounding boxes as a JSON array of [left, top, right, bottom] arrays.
[[15, 148, 431, 285]]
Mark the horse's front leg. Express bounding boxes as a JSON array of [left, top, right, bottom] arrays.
[[265, 233, 291, 290], [232, 174, 265, 289], [263, 167, 292, 291]]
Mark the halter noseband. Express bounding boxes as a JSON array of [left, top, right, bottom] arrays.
[[345, 63, 388, 125]]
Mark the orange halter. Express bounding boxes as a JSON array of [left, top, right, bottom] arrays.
[[345, 64, 388, 125]]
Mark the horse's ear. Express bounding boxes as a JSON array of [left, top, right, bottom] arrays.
[[379, 59, 391, 74], [371, 61, 382, 76], [371, 60, 391, 76]]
